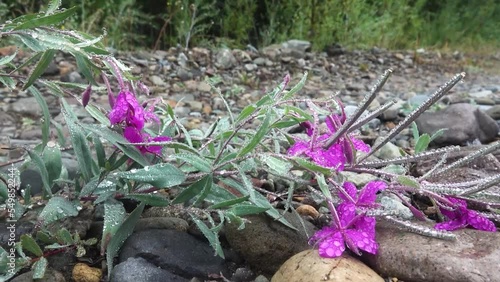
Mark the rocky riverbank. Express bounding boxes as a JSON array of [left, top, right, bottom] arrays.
[[1, 41, 500, 282]]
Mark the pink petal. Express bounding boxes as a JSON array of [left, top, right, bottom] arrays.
[[146, 135, 171, 155], [337, 203, 356, 227], [467, 211, 497, 232], [123, 126, 144, 143], [318, 231, 345, 258], [109, 92, 128, 124], [351, 137, 371, 153], [357, 181, 387, 205], [288, 140, 309, 156], [435, 217, 468, 231], [345, 229, 378, 255], [340, 182, 358, 203]]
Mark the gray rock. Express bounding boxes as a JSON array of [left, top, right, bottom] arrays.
[[365, 220, 500, 282], [469, 90, 493, 99], [119, 229, 229, 279], [149, 75, 166, 86], [485, 105, 500, 120], [281, 40, 311, 54], [372, 137, 402, 160], [415, 103, 499, 146], [61, 71, 86, 84], [42, 61, 59, 76], [244, 63, 257, 72], [224, 212, 315, 276], [134, 217, 189, 232], [253, 57, 266, 65], [112, 257, 188, 282], [215, 49, 237, 70], [176, 67, 193, 81], [10, 268, 65, 282]]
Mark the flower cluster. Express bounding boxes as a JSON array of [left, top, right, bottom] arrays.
[[288, 109, 369, 170], [435, 196, 496, 232], [309, 181, 387, 258], [108, 90, 170, 155]]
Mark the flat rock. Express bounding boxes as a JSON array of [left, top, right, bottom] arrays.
[[415, 103, 499, 146], [224, 212, 315, 276], [365, 220, 500, 282], [119, 229, 229, 280], [111, 257, 188, 282], [272, 250, 384, 282]]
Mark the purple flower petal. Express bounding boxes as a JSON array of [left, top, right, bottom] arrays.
[[123, 126, 144, 143], [466, 210, 497, 232], [288, 140, 309, 156], [351, 137, 370, 153], [357, 181, 387, 206], [340, 182, 357, 203], [345, 228, 378, 254], [318, 231, 345, 258], [145, 135, 171, 155]]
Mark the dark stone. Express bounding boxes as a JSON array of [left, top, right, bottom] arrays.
[[111, 257, 188, 282], [119, 229, 229, 280]]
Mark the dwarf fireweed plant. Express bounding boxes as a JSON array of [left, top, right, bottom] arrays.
[[1, 2, 500, 281]]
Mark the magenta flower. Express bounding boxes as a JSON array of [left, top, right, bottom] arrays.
[[288, 112, 370, 169], [340, 181, 387, 209], [109, 91, 158, 130], [123, 126, 171, 155], [309, 203, 378, 258], [288, 138, 346, 169], [435, 197, 496, 232]]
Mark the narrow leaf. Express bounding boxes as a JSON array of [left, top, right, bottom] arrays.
[[14, 7, 77, 30], [190, 214, 224, 258], [29, 87, 51, 148], [20, 234, 43, 257], [237, 111, 271, 157], [23, 49, 56, 90], [106, 203, 145, 276], [0, 51, 17, 65], [172, 175, 212, 204], [230, 204, 269, 216], [174, 153, 212, 173], [32, 257, 48, 279], [209, 195, 250, 209], [415, 134, 431, 154], [124, 194, 170, 206], [27, 150, 52, 197], [114, 163, 185, 188], [38, 197, 79, 226]]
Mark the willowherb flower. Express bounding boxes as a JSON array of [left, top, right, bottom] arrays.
[[109, 90, 170, 156], [123, 126, 171, 155], [288, 112, 370, 169], [435, 196, 496, 232], [339, 181, 387, 209], [309, 203, 378, 258], [109, 90, 158, 130]]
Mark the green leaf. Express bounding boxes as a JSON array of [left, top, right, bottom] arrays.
[[114, 163, 186, 188], [209, 195, 250, 209], [102, 199, 125, 254], [82, 124, 149, 167], [0, 51, 17, 65], [36, 231, 56, 244], [16, 34, 44, 52], [190, 214, 224, 258], [124, 193, 170, 206], [430, 128, 447, 142], [20, 234, 43, 257], [106, 202, 145, 277], [415, 134, 431, 154], [28, 87, 51, 148], [85, 104, 110, 126], [282, 72, 307, 100], [74, 53, 97, 85], [292, 157, 332, 175], [38, 197, 79, 226], [27, 150, 52, 197], [382, 164, 407, 175], [56, 228, 73, 245], [93, 135, 106, 168], [260, 155, 292, 175], [172, 174, 212, 204], [193, 175, 214, 206], [23, 49, 56, 90], [254, 192, 296, 230], [42, 143, 62, 187], [315, 173, 332, 199], [236, 105, 257, 123], [237, 111, 271, 157], [45, 0, 61, 14], [0, 76, 16, 89], [397, 175, 420, 189], [230, 204, 269, 216], [13, 6, 77, 30], [411, 122, 420, 140], [174, 153, 212, 173], [32, 257, 48, 279]]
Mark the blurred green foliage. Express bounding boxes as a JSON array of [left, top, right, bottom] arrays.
[[1, 0, 499, 51]]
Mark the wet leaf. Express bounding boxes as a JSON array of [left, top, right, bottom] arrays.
[[38, 197, 79, 226], [20, 234, 43, 257]]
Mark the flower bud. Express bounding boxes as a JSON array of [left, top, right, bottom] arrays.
[[82, 84, 92, 107]]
